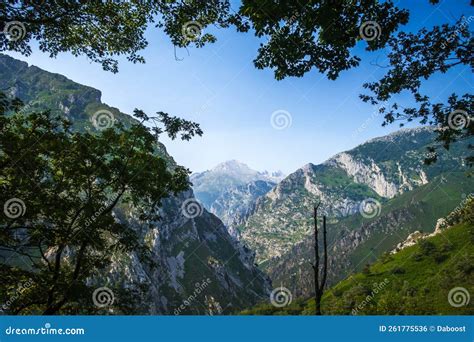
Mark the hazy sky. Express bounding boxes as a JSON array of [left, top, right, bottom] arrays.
[[6, 0, 472, 174]]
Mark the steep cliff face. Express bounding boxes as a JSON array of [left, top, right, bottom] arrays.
[[0, 54, 270, 314], [210, 180, 276, 238], [110, 191, 270, 314]]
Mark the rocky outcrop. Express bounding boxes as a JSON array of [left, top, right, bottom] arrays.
[[105, 191, 271, 314], [330, 152, 399, 198], [210, 179, 276, 238]]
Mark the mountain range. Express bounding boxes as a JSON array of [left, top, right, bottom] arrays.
[[0, 54, 270, 314], [190, 160, 284, 236], [236, 126, 472, 297], [2, 53, 472, 315], [186, 126, 472, 300]]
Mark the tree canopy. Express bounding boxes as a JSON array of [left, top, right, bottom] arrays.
[[2, 0, 470, 163], [0, 0, 234, 73]]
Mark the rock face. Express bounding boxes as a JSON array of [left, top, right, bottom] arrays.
[[237, 123, 472, 298], [239, 126, 469, 264], [111, 191, 271, 314], [210, 180, 276, 238], [0, 54, 270, 314], [191, 160, 284, 236], [264, 173, 474, 298]]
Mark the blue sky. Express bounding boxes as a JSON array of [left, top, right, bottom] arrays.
[[6, 0, 473, 174]]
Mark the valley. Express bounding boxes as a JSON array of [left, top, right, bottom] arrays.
[[191, 128, 473, 302], [1, 53, 472, 316]]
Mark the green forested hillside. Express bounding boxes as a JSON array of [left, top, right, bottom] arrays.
[[242, 199, 474, 315]]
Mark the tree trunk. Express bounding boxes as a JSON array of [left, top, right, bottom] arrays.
[[313, 203, 328, 315]]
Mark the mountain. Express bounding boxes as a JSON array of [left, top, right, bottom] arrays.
[[237, 126, 473, 296], [265, 172, 473, 297], [0, 54, 270, 314], [242, 198, 474, 315], [191, 160, 284, 236]]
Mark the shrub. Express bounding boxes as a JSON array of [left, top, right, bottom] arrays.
[[418, 240, 437, 256], [391, 266, 406, 274]]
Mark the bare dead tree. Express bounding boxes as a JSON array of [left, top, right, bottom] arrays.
[[312, 202, 328, 315]]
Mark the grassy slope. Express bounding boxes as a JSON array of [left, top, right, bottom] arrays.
[[266, 172, 473, 294], [241, 220, 474, 315], [344, 172, 473, 271]]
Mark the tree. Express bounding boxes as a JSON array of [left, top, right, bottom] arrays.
[[312, 202, 328, 315], [234, 0, 472, 166], [0, 95, 202, 314], [236, 0, 408, 80], [2, 1, 470, 163], [0, 0, 235, 73], [360, 14, 473, 166]]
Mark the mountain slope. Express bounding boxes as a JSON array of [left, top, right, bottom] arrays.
[[191, 160, 284, 234], [266, 172, 473, 298], [238, 126, 472, 299], [242, 200, 474, 315], [0, 54, 270, 314], [239, 127, 471, 264]]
